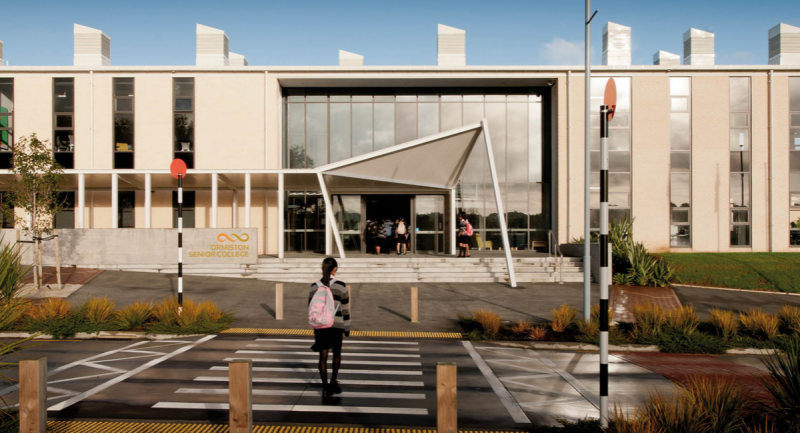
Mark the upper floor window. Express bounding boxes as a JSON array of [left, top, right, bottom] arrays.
[[53, 78, 75, 169], [0, 78, 13, 169], [173, 78, 194, 169], [789, 77, 800, 246], [729, 77, 751, 247], [113, 78, 134, 169]]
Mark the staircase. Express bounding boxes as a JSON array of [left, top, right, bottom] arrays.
[[94, 256, 584, 284]]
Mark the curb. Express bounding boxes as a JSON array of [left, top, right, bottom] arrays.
[[484, 339, 778, 355], [672, 283, 800, 297], [0, 331, 204, 340]]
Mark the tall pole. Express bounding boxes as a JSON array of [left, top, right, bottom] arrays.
[[599, 104, 610, 427], [178, 173, 183, 308], [583, 0, 593, 322]]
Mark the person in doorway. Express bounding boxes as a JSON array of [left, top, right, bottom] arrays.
[[383, 217, 394, 254], [365, 219, 374, 254], [395, 217, 408, 255], [373, 219, 386, 255], [309, 257, 350, 399], [458, 212, 472, 257]]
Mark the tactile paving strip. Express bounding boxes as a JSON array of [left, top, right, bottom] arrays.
[[221, 328, 463, 339], [47, 421, 519, 433]]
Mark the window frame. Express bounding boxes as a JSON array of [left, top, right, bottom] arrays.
[[113, 77, 135, 169], [53, 78, 75, 169], [789, 77, 800, 247], [669, 77, 692, 248], [0, 78, 14, 169], [173, 78, 195, 169], [729, 77, 752, 247]]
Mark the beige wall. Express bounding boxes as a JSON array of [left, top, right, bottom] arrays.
[[566, 74, 586, 244], [13, 75, 53, 142], [773, 75, 792, 251], [134, 75, 174, 169], [751, 75, 770, 252]]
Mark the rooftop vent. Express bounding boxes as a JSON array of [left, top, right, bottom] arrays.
[[602, 22, 631, 66], [229, 52, 248, 66], [653, 50, 681, 66], [74, 24, 110, 67], [769, 23, 800, 66], [339, 50, 364, 66], [438, 24, 465, 66], [683, 28, 714, 65], [196, 24, 229, 66]]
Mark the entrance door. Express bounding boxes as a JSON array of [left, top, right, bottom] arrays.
[[414, 195, 445, 254], [363, 195, 411, 254]]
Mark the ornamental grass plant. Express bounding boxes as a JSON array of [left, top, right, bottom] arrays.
[[760, 336, 800, 432], [29, 298, 70, 322], [740, 309, 780, 340], [631, 303, 667, 338], [113, 302, 153, 330], [529, 325, 548, 341], [83, 296, 115, 326], [550, 304, 577, 333], [470, 309, 502, 337], [666, 305, 701, 335], [709, 308, 740, 340], [778, 305, 800, 335]]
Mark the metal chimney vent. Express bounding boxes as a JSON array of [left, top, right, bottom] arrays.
[[653, 50, 681, 66], [229, 52, 248, 66], [602, 22, 631, 66], [196, 24, 229, 66], [339, 50, 364, 66], [769, 23, 800, 66], [438, 24, 465, 66], [73, 24, 111, 67], [683, 28, 714, 65]]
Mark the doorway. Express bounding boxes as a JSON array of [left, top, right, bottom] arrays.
[[363, 195, 411, 254]]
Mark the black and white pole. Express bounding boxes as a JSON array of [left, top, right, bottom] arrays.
[[599, 104, 610, 426], [177, 173, 183, 310]]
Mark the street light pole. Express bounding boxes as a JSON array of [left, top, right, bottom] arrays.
[[583, 0, 595, 322]]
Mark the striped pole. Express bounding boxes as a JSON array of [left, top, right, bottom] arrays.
[[599, 104, 610, 426], [178, 173, 183, 309]]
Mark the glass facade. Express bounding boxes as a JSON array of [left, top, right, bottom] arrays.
[[113, 78, 134, 169], [670, 77, 692, 247], [590, 77, 632, 229], [0, 78, 13, 169], [729, 77, 751, 246], [53, 78, 75, 169], [118, 191, 135, 228], [790, 77, 800, 246], [285, 192, 325, 253], [284, 88, 551, 251], [173, 78, 194, 168]]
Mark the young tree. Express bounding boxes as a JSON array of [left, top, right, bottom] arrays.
[[4, 134, 65, 289]]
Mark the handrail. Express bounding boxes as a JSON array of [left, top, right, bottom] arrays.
[[547, 230, 564, 285]]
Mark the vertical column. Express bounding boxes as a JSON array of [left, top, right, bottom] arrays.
[[599, 104, 610, 426], [482, 119, 516, 287], [278, 173, 284, 259], [232, 188, 238, 229], [144, 173, 152, 228], [583, 0, 593, 323], [318, 173, 346, 259], [450, 188, 457, 255], [77, 173, 85, 229], [211, 174, 218, 228], [111, 174, 118, 228], [244, 173, 251, 228], [325, 195, 333, 255]]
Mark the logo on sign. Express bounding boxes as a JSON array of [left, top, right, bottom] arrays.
[[217, 233, 250, 242]]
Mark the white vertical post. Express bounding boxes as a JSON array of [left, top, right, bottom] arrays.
[[450, 188, 457, 255], [584, 0, 594, 322], [278, 173, 284, 259], [211, 174, 218, 229], [144, 173, 152, 228], [111, 174, 118, 228], [481, 119, 516, 287], [325, 205, 333, 256], [77, 173, 85, 229], [264, 71, 269, 170], [232, 188, 238, 229], [318, 173, 346, 259], [245, 173, 251, 228]]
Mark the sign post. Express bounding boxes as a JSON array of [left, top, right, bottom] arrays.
[[599, 78, 616, 427], [171, 159, 188, 308]]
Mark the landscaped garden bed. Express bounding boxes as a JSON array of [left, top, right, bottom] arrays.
[[657, 252, 800, 293]]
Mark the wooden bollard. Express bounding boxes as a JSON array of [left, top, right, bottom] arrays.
[[437, 362, 457, 433], [275, 283, 284, 321], [19, 358, 47, 433], [411, 286, 419, 323], [229, 359, 252, 433]]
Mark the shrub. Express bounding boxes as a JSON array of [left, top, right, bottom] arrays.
[[176, 299, 203, 328], [656, 328, 731, 355], [29, 298, 70, 322], [778, 305, 800, 335], [666, 305, 701, 335], [0, 298, 30, 332], [83, 297, 115, 325], [198, 301, 225, 323], [152, 297, 180, 325], [508, 320, 532, 336], [760, 336, 800, 431], [577, 319, 599, 338], [709, 308, 739, 340], [114, 302, 152, 330], [550, 304, 577, 333], [529, 326, 547, 341], [642, 386, 707, 433], [740, 309, 780, 340], [608, 405, 658, 433], [684, 375, 747, 433], [631, 303, 667, 338], [471, 309, 502, 337], [0, 239, 30, 302]]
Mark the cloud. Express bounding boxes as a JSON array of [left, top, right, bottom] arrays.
[[540, 37, 586, 65]]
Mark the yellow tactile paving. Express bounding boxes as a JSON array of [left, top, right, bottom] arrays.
[[220, 328, 463, 339], [47, 422, 519, 433]]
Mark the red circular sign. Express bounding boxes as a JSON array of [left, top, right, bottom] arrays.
[[604, 78, 617, 121], [170, 159, 187, 180]]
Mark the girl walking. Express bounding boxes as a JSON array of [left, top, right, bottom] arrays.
[[395, 217, 408, 255], [458, 212, 472, 257], [308, 257, 351, 399]]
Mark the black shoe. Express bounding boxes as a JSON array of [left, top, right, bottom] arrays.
[[322, 385, 334, 399], [330, 379, 342, 394]]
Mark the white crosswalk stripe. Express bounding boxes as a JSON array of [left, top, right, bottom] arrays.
[[209, 366, 423, 375]]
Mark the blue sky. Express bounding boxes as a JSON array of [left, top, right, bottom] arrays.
[[2, 0, 799, 67]]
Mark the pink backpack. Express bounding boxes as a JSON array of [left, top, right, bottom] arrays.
[[465, 221, 474, 236], [308, 278, 339, 329]]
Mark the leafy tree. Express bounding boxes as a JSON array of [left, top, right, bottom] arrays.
[[3, 134, 65, 288]]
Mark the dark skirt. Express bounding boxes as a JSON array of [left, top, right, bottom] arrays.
[[458, 235, 471, 245], [311, 328, 344, 352]]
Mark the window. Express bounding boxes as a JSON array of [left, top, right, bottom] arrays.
[[53, 78, 75, 169], [730, 77, 751, 247], [284, 192, 325, 253], [54, 192, 75, 229], [0, 78, 13, 169], [172, 191, 195, 228], [790, 77, 800, 246], [173, 78, 194, 169], [118, 191, 135, 228], [113, 78, 134, 169], [670, 77, 692, 247], [0, 192, 14, 228]]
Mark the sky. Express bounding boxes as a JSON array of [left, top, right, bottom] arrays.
[[2, 0, 799, 67]]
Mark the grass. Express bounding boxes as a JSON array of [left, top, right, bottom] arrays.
[[709, 308, 740, 340], [551, 304, 578, 333], [657, 253, 800, 293], [740, 309, 780, 340]]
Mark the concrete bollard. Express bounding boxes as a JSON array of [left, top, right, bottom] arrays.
[[19, 358, 47, 433], [229, 359, 252, 433], [437, 362, 457, 433], [275, 283, 284, 321], [411, 286, 419, 323]]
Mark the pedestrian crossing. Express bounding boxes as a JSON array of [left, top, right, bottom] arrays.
[[152, 336, 431, 417]]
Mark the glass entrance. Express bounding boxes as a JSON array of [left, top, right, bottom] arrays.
[[364, 195, 411, 254], [285, 192, 325, 253], [414, 196, 445, 253]]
